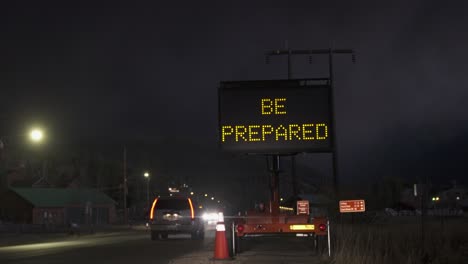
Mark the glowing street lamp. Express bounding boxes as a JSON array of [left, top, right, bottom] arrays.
[[29, 128, 44, 143]]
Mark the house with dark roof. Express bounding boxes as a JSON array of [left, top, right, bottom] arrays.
[[0, 188, 117, 225]]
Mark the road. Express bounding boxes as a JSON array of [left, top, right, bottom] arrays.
[[0, 229, 210, 264], [0, 227, 326, 264]]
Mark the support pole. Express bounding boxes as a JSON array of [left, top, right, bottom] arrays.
[[286, 45, 299, 198], [123, 146, 128, 225], [146, 177, 150, 210], [328, 49, 339, 196], [327, 219, 331, 257], [270, 155, 280, 216]]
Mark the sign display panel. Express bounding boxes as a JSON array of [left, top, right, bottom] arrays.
[[339, 200, 366, 213], [218, 79, 332, 153]]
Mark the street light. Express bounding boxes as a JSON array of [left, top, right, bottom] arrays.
[[29, 128, 44, 143], [144, 172, 150, 210], [27, 127, 48, 186]]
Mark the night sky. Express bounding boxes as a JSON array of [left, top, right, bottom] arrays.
[[2, 0, 468, 193]]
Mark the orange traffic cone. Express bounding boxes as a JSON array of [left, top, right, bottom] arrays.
[[213, 212, 230, 260]]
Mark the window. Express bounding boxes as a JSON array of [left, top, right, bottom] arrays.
[[155, 199, 190, 211]]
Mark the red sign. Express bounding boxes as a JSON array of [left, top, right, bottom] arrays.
[[297, 200, 310, 215], [339, 200, 365, 213]]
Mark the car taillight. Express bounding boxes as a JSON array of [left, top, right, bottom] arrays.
[[187, 198, 195, 220], [237, 224, 245, 233], [149, 198, 158, 220], [318, 223, 327, 231]]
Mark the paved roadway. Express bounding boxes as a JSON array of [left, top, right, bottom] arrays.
[[0, 229, 209, 264], [0, 226, 326, 264]]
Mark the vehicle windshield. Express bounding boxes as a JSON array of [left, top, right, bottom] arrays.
[[155, 199, 190, 211]]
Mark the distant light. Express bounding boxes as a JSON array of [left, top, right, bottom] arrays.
[[217, 200, 220, 203], [199, 205, 203, 209], [280, 197, 284, 202], [204, 194, 208, 197], [432, 197, 436, 201], [456, 196, 460, 200], [169, 193, 173, 197], [30, 129, 44, 142], [190, 192, 194, 195], [279, 206, 294, 211], [144, 172, 149, 178], [211, 197, 214, 200], [168, 187, 179, 193], [436, 197, 440, 201]]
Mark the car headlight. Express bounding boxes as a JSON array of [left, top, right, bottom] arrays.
[[203, 212, 219, 222]]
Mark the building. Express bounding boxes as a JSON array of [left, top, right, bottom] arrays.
[[0, 188, 117, 225], [431, 184, 468, 210]]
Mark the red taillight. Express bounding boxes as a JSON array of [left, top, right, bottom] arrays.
[[237, 225, 245, 233], [318, 223, 327, 231], [187, 198, 195, 220]]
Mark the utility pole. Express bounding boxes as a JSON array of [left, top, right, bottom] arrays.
[[123, 146, 128, 225], [144, 171, 150, 210], [265, 47, 355, 198]]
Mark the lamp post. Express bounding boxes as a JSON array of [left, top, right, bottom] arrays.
[[0, 127, 46, 188], [144, 172, 150, 210], [29, 128, 48, 185], [123, 147, 128, 225]]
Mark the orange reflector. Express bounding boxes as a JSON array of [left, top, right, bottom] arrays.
[[290, 224, 314, 231], [149, 198, 158, 220]]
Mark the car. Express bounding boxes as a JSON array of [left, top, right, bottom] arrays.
[[148, 196, 204, 240]]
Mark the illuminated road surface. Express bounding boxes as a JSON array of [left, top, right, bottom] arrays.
[[0, 230, 213, 264], [0, 227, 323, 264]]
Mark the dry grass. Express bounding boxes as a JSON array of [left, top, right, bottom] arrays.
[[323, 217, 468, 264]]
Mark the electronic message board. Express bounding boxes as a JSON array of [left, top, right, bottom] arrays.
[[339, 200, 366, 213], [218, 79, 332, 153]]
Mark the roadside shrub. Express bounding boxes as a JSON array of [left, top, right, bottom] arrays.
[[326, 217, 468, 264]]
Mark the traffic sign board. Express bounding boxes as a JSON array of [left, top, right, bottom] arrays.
[[339, 200, 365, 213], [297, 200, 310, 215]]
